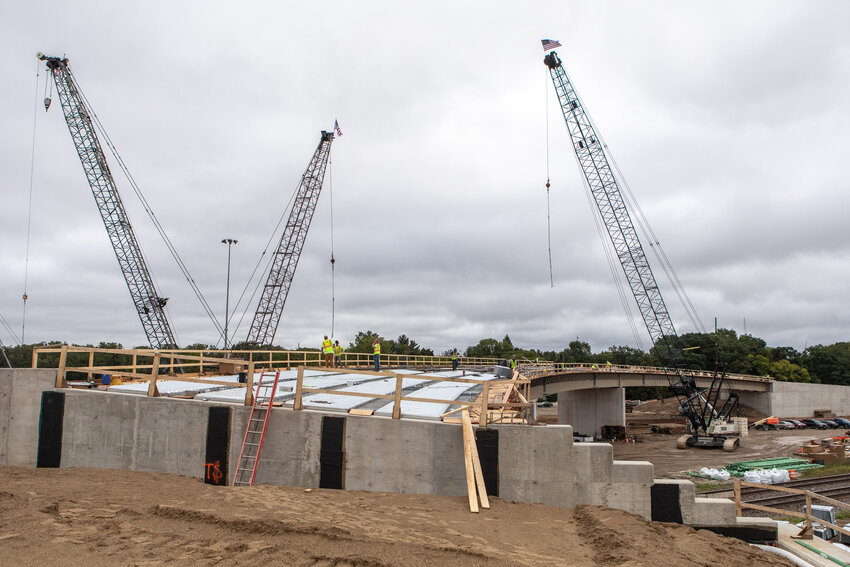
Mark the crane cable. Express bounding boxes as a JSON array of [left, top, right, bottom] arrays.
[[22, 59, 41, 344], [226, 177, 302, 346], [545, 71, 554, 288], [575, 88, 706, 335], [0, 310, 21, 345], [329, 154, 336, 337], [69, 67, 224, 342]]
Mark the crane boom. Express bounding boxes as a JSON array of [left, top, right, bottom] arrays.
[[544, 50, 680, 364], [246, 131, 334, 346], [39, 53, 178, 349], [544, 49, 738, 448]]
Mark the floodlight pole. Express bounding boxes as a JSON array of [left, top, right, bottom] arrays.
[[222, 238, 238, 350]]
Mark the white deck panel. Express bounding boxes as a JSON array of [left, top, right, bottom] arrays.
[[108, 378, 238, 396], [195, 372, 378, 403], [107, 369, 331, 397], [298, 376, 430, 411], [374, 381, 478, 419]]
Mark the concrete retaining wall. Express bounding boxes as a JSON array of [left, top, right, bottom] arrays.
[[0, 369, 56, 466], [738, 381, 850, 418], [1, 369, 707, 524]]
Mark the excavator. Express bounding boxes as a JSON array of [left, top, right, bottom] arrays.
[[544, 47, 740, 451]]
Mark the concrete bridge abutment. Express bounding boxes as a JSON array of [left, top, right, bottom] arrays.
[[557, 387, 625, 437]]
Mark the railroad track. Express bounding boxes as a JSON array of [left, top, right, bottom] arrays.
[[700, 473, 850, 511]]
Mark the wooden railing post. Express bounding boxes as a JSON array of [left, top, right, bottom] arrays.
[[392, 373, 404, 419], [245, 362, 255, 406], [132, 353, 137, 376], [293, 366, 304, 410], [86, 350, 94, 380], [56, 344, 69, 388], [198, 353, 204, 375], [147, 353, 162, 397], [733, 480, 742, 517], [31, 348, 39, 368], [479, 381, 490, 426]]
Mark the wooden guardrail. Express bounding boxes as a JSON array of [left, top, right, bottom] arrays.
[[734, 479, 850, 540], [31, 345, 502, 376], [30, 345, 531, 418]]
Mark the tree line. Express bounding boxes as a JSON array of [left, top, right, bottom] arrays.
[[4, 330, 849, 388]]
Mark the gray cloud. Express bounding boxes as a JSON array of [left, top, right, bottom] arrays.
[[2, 1, 848, 357]]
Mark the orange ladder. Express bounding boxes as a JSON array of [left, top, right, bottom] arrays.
[[232, 370, 281, 486]]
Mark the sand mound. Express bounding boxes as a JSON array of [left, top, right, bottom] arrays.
[[0, 466, 791, 566]]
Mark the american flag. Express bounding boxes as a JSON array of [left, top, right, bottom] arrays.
[[541, 39, 561, 52], [334, 120, 343, 137]]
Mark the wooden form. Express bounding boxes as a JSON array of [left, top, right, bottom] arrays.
[[734, 479, 850, 540], [288, 366, 530, 424], [461, 408, 489, 513], [34, 345, 534, 418]]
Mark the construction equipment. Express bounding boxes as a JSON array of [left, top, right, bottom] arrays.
[[246, 131, 335, 346], [544, 48, 739, 451], [38, 53, 178, 349], [233, 370, 282, 486]]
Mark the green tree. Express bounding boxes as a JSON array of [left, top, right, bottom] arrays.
[[348, 330, 389, 354], [803, 343, 850, 385], [389, 334, 434, 356]]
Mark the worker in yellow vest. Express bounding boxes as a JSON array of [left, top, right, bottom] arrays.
[[372, 339, 381, 372], [333, 341, 344, 367], [451, 350, 458, 371], [322, 335, 334, 367]]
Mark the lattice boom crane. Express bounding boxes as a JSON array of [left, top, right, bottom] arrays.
[[39, 53, 178, 349], [544, 49, 738, 450], [246, 131, 334, 346]]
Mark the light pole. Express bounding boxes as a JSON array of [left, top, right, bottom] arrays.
[[221, 238, 238, 350]]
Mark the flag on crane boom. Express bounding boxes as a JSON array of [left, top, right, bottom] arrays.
[[541, 39, 561, 51], [334, 120, 343, 137]]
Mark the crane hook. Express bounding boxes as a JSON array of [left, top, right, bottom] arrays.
[[43, 97, 51, 112]]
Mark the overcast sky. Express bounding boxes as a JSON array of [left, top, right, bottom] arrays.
[[2, 1, 849, 355]]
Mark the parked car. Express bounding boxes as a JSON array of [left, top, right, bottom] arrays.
[[537, 401, 553, 408], [834, 417, 850, 428], [778, 421, 796, 430], [822, 419, 840, 428], [786, 419, 807, 429], [802, 419, 829, 430]]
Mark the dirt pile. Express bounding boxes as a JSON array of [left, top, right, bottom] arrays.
[[0, 466, 791, 566]]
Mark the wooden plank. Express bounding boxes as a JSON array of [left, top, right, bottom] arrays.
[[463, 409, 489, 509], [461, 408, 478, 513], [739, 481, 809, 495], [479, 382, 490, 427], [293, 366, 304, 411], [147, 353, 161, 397], [56, 344, 68, 388], [392, 374, 403, 419], [808, 490, 850, 512], [245, 362, 255, 406], [733, 481, 742, 517], [348, 408, 374, 416]]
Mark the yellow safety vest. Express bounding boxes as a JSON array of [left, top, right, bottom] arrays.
[[373, 343, 381, 355], [334, 345, 343, 356], [322, 339, 333, 353]]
